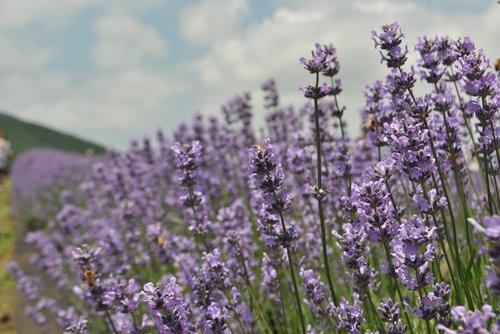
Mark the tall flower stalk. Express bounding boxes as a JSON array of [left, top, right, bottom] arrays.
[[248, 139, 306, 334], [300, 45, 340, 306]]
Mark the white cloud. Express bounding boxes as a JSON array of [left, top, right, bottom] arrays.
[[1, 0, 499, 149], [0, 0, 85, 29], [180, 0, 250, 46], [0, 0, 165, 29], [189, 0, 500, 134], [91, 14, 168, 69], [0, 35, 53, 70], [0, 67, 188, 147]]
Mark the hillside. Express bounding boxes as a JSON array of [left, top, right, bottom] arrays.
[[0, 112, 106, 158]]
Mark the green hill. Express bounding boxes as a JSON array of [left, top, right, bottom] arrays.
[[0, 112, 106, 158]]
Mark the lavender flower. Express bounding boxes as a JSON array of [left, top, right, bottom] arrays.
[[299, 49, 334, 74], [353, 177, 398, 242], [388, 120, 435, 183], [378, 299, 407, 334], [456, 47, 496, 98], [248, 139, 295, 247], [415, 36, 446, 84], [316, 43, 340, 78], [262, 79, 279, 109], [299, 83, 333, 99], [203, 303, 230, 334], [372, 22, 408, 68], [433, 282, 452, 327], [393, 215, 436, 290], [333, 223, 377, 291], [469, 216, 500, 297], [403, 282, 451, 324], [300, 268, 326, 312], [63, 316, 89, 334], [329, 293, 365, 334], [438, 305, 497, 334], [455, 38, 499, 172], [141, 278, 192, 333], [172, 141, 211, 236]]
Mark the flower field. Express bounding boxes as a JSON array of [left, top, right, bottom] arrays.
[[6, 22, 500, 333]]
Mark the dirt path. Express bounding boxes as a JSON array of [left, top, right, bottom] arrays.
[[0, 179, 17, 334], [0, 180, 53, 334]]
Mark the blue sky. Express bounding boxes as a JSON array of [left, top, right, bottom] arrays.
[[0, 0, 498, 149]]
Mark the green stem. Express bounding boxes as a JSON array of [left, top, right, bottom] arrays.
[[277, 268, 290, 334], [314, 72, 339, 306], [448, 65, 476, 147], [274, 194, 306, 334], [285, 246, 307, 334], [187, 186, 211, 251], [333, 91, 352, 196], [483, 149, 494, 214], [365, 289, 385, 333], [104, 309, 119, 334], [487, 117, 500, 208], [222, 289, 247, 333], [420, 182, 467, 307], [237, 244, 274, 334], [414, 270, 432, 334], [397, 68, 461, 270], [439, 103, 473, 252], [379, 229, 415, 334]]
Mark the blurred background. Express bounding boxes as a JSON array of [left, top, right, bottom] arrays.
[[0, 0, 498, 150]]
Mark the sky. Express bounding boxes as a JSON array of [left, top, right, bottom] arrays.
[[0, 0, 498, 149]]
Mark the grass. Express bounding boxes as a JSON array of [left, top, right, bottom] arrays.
[[0, 179, 16, 334], [0, 112, 106, 159]]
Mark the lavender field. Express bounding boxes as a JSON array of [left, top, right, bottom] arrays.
[[5, 22, 500, 333]]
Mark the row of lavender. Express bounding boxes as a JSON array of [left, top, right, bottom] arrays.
[[8, 22, 499, 333], [10, 148, 104, 223]]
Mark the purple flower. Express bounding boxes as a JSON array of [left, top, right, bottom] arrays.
[[300, 268, 326, 309], [248, 140, 295, 248], [404, 294, 436, 320], [171, 141, 202, 189], [6, 262, 40, 301], [299, 49, 334, 74], [412, 186, 447, 214], [328, 293, 365, 334], [433, 282, 452, 327], [230, 287, 254, 325], [393, 215, 436, 290], [141, 278, 192, 333], [403, 282, 451, 324], [454, 37, 475, 58], [333, 223, 377, 291], [469, 216, 500, 297], [203, 302, 230, 334], [388, 120, 435, 183], [378, 298, 407, 334], [262, 79, 279, 109], [299, 83, 334, 99], [63, 316, 89, 334], [172, 141, 212, 236], [372, 22, 408, 68], [315, 43, 341, 78], [72, 244, 101, 271], [438, 305, 496, 334], [415, 36, 446, 84], [352, 177, 398, 242], [437, 37, 458, 67]]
